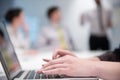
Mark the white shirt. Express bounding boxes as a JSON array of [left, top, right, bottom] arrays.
[[37, 24, 74, 51], [82, 7, 112, 36], [7, 25, 29, 49]]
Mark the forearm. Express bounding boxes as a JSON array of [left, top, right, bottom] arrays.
[[93, 61, 120, 80]]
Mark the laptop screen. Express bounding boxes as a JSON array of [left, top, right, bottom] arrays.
[[0, 22, 21, 78]]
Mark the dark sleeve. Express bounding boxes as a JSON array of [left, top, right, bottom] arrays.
[[98, 48, 120, 62]]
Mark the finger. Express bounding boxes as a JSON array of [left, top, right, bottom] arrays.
[[42, 68, 67, 75], [53, 50, 66, 59], [37, 69, 42, 74], [42, 64, 45, 67], [37, 67, 44, 74], [43, 59, 51, 62], [43, 64, 67, 71], [53, 50, 74, 59], [43, 58, 65, 68]]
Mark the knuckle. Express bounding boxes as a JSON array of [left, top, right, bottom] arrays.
[[52, 65, 56, 69], [65, 55, 70, 60], [57, 68, 63, 73], [64, 64, 69, 67], [56, 50, 60, 53], [54, 50, 59, 57], [67, 67, 71, 71], [64, 68, 69, 74], [49, 61, 53, 65]]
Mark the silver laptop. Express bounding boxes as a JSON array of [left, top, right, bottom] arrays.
[[0, 22, 99, 80]]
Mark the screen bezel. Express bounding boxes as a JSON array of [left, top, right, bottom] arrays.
[[0, 21, 22, 79], [0, 52, 10, 80]]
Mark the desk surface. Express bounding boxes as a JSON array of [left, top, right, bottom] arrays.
[[15, 49, 104, 70]]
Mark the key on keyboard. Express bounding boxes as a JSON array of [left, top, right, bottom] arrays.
[[0, 76, 7, 80], [27, 71, 35, 79], [24, 71, 31, 79], [24, 70, 64, 79], [35, 73, 40, 79]]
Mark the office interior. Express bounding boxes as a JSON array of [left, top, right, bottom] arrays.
[[0, 0, 120, 79]]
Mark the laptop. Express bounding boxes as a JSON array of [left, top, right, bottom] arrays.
[[0, 21, 99, 80]]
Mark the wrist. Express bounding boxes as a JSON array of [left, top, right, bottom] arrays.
[[86, 61, 101, 77], [91, 61, 102, 78], [78, 60, 100, 77]]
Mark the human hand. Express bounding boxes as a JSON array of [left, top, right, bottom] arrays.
[[42, 49, 76, 63], [38, 55, 96, 77], [52, 49, 76, 59]]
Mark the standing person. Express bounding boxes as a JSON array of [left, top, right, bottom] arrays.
[[5, 8, 30, 49], [37, 6, 75, 51], [81, 0, 112, 50]]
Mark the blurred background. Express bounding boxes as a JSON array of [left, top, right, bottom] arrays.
[[0, 0, 120, 77], [0, 0, 120, 51]]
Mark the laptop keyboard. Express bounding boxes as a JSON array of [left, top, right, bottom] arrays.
[[21, 70, 64, 79], [0, 76, 7, 80]]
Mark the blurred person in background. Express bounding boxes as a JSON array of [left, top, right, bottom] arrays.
[[37, 6, 75, 51], [81, 0, 112, 50], [5, 8, 30, 49]]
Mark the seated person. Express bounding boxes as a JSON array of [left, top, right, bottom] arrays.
[[38, 47, 120, 80], [5, 8, 30, 49], [37, 6, 75, 51]]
